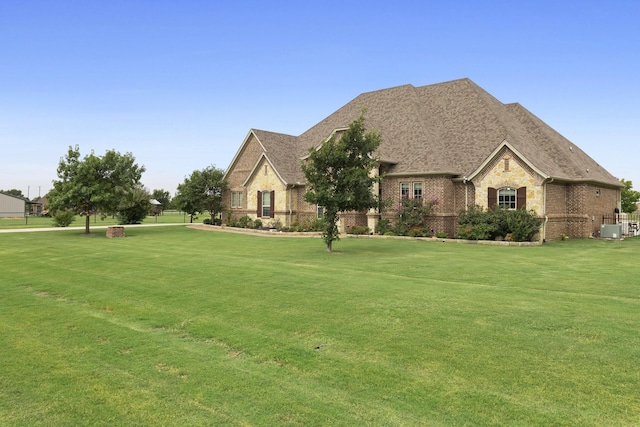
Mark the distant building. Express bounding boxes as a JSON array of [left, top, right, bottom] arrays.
[[0, 192, 27, 218]]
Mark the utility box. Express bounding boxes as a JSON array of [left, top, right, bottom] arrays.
[[601, 224, 622, 239]]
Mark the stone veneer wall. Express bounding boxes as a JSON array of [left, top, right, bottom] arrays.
[[474, 149, 544, 215]]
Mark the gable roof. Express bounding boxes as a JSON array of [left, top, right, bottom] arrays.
[[0, 192, 30, 203], [229, 78, 621, 187]]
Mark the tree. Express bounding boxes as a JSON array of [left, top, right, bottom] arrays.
[[199, 166, 227, 223], [621, 179, 640, 213], [117, 186, 152, 224], [174, 171, 202, 223], [48, 145, 145, 234], [301, 112, 381, 252], [174, 165, 227, 223], [1, 189, 24, 198], [151, 189, 172, 211]]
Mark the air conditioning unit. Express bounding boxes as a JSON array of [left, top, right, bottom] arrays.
[[601, 224, 622, 239]]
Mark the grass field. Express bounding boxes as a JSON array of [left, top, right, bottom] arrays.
[[0, 211, 190, 229], [1, 227, 639, 426]]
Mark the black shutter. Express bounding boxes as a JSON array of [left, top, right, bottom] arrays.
[[270, 190, 275, 218], [488, 187, 497, 208], [517, 187, 526, 209], [257, 191, 262, 217]]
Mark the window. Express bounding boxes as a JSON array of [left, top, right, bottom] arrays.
[[231, 191, 243, 208], [317, 205, 324, 219], [498, 188, 516, 209], [413, 182, 423, 200], [261, 191, 271, 217], [401, 182, 410, 198], [257, 190, 275, 218], [489, 187, 526, 209]]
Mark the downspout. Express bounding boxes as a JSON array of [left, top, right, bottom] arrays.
[[543, 177, 554, 242], [461, 177, 468, 239], [463, 177, 468, 211], [287, 185, 292, 227]]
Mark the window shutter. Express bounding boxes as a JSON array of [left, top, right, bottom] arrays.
[[488, 187, 497, 208], [257, 191, 262, 216], [517, 187, 526, 209], [270, 190, 275, 218]]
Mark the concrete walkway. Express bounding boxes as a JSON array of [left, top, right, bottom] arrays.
[[0, 223, 191, 233]]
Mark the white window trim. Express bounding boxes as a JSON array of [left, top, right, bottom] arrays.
[[413, 182, 423, 199], [261, 190, 271, 218], [498, 187, 516, 210]]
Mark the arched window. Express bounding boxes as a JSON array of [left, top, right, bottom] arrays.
[[498, 188, 516, 209], [488, 187, 526, 210]]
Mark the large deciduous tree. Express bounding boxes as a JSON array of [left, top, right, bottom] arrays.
[[301, 112, 381, 252], [174, 165, 227, 224], [620, 179, 640, 213], [48, 146, 145, 234]]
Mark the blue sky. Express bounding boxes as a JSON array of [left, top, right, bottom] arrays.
[[1, 0, 638, 197]]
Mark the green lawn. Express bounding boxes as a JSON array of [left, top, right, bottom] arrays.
[[0, 211, 190, 229], [1, 227, 639, 426]]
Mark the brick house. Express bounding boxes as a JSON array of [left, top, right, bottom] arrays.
[[222, 78, 621, 240]]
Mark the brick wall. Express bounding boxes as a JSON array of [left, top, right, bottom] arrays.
[[378, 175, 461, 236], [545, 182, 619, 239], [222, 134, 264, 222]]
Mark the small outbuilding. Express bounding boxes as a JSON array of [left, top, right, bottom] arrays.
[[0, 192, 27, 218]]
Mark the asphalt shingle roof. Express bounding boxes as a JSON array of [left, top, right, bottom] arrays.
[[244, 78, 620, 187]]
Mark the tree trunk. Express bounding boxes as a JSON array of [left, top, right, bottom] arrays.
[[85, 214, 90, 234], [326, 240, 332, 253]]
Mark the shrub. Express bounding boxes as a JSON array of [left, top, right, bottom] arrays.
[[457, 205, 542, 241], [252, 219, 263, 229], [347, 225, 370, 235], [308, 218, 326, 232], [237, 215, 252, 228], [267, 219, 282, 230], [487, 207, 509, 239], [393, 197, 438, 236], [375, 218, 392, 235], [203, 218, 211, 225], [52, 210, 76, 227], [117, 187, 151, 224], [287, 218, 325, 232], [506, 209, 543, 242], [435, 232, 448, 239], [457, 205, 490, 227], [456, 223, 493, 240], [408, 227, 427, 237]]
